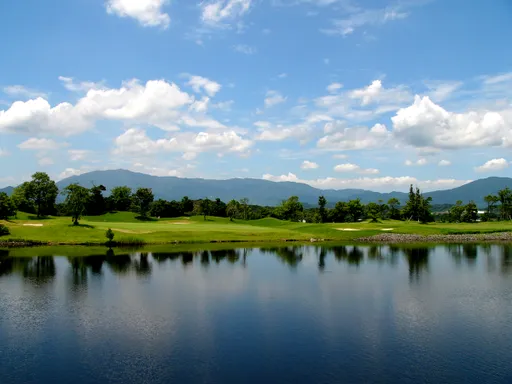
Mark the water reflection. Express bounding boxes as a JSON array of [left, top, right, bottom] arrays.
[[1, 244, 512, 280]]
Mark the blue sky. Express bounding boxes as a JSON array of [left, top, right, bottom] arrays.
[[0, 0, 511, 191]]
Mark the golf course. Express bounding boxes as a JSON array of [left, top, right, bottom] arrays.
[[2, 211, 512, 247]]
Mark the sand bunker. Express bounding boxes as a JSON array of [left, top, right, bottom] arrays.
[[381, 228, 394, 231], [171, 222, 191, 225], [23, 224, 43, 227], [113, 229, 154, 234], [336, 228, 360, 231]]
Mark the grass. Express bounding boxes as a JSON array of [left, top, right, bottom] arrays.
[[1, 212, 512, 247]]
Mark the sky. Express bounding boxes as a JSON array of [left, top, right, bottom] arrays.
[[0, 0, 511, 192]]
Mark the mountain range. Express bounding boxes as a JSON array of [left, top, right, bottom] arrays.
[[1, 170, 511, 207]]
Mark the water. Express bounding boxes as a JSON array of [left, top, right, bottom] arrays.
[[1, 244, 512, 384]]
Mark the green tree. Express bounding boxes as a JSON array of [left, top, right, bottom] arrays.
[[133, 188, 154, 218], [87, 185, 106, 215], [239, 198, 250, 220], [318, 196, 327, 223], [484, 194, 499, 220], [403, 185, 432, 223], [347, 199, 364, 222], [63, 184, 90, 225], [11, 182, 34, 213], [211, 198, 227, 217], [226, 199, 240, 221], [110, 186, 132, 211], [462, 201, 478, 223], [200, 198, 211, 220], [449, 200, 465, 223], [277, 196, 304, 221], [418, 196, 434, 223], [366, 202, 381, 222], [403, 185, 418, 221], [498, 187, 512, 220], [387, 198, 401, 220], [181, 196, 194, 214], [25, 172, 58, 217], [0, 192, 16, 219], [105, 228, 115, 246], [330, 201, 348, 223]]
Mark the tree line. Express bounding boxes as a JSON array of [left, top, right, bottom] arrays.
[[0, 172, 511, 225]]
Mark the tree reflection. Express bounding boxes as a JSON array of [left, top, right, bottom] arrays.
[[462, 244, 478, 265], [261, 246, 303, 268], [200, 250, 210, 267], [106, 249, 132, 275], [134, 253, 152, 277], [318, 247, 327, 272], [501, 245, 512, 275], [403, 247, 430, 282]]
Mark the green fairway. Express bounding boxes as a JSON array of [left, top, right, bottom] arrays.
[[2, 212, 512, 246]]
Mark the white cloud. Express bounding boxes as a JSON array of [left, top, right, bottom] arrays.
[[264, 90, 286, 108], [185, 75, 221, 97], [405, 158, 427, 166], [255, 114, 332, 142], [482, 72, 512, 85], [321, 6, 409, 36], [3, 85, 47, 99], [318, 122, 391, 151], [438, 159, 451, 167], [474, 158, 509, 173], [349, 79, 411, 106], [334, 163, 379, 175], [68, 149, 91, 161], [201, 0, 253, 27], [332, 153, 348, 159], [233, 44, 257, 55], [106, 0, 170, 29], [0, 148, 9, 157], [392, 95, 512, 149], [326, 82, 343, 93], [301, 160, 319, 170], [113, 128, 252, 157], [424, 81, 463, 103], [263, 173, 471, 192], [58, 167, 86, 180], [59, 76, 105, 92], [278, 73, 288, 79], [38, 157, 54, 166], [18, 138, 67, 150], [0, 79, 194, 135]]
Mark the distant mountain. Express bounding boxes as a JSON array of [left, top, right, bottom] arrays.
[[54, 169, 512, 207], [0, 186, 13, 196]]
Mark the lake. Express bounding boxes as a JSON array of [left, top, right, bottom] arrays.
[[1, 244, 512, 383]]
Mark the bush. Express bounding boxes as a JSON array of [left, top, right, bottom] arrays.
[[0, 224, 10, 237], [105, 228, 115, 245]]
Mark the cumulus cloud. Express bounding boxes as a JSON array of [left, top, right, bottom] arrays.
[[0, 79, 194, 135], [405, 158, 427, 166], [326, 82, 343, 93], [334, 163, 379, 175], [317, 122, 391, 151], [59, 76, 106, 92], [58, 167, 87, 180], [392, 96, 512, 149], [438, 159, 451, 167], [263, 173, 471, 192], [474, 158, 509, 173], [0, 148, 9, 157], [255, 114, 332, 142], [349, 80, 411, 106], [201, 0, 252, 27], [301, 160, 319, 170], [18, 138, 68, 150], [113, 128, 252, 158], [106, 0, 170, 28], [264, 90, 286, 107], [185, 75, 222, 97]]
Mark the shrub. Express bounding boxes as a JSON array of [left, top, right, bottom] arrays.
[[0, 224, 10, 237], [105, 228, 115, 246]]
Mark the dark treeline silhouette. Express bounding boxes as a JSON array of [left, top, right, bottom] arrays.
[[2, 172, 512, 226]]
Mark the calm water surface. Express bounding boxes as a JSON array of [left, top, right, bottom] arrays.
[[1, 244, 512, 384]]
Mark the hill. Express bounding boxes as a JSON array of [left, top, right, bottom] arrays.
[[53, 170, 512, 207], [2, 170, 511, 206]]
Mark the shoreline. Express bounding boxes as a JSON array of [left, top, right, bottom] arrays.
[[2, 231, 512, 248], [357, 232, 512, 243]]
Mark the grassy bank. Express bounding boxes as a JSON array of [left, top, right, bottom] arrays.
[[1, 211, 512, 247]]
